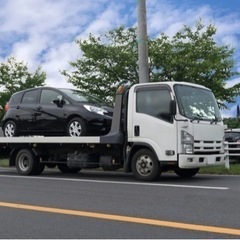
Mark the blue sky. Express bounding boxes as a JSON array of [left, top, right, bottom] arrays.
[[0, 0, 239, 117]]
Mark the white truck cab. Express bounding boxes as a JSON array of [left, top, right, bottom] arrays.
[[126, 82, 227, 179]]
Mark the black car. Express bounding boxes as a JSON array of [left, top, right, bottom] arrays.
[[2, 87, 113, 137], [225, 128, 240, 162]]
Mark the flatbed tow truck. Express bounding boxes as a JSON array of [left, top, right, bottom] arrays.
[[0, 82, 228, 181]]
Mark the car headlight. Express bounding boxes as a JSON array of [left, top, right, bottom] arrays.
[[181, 130, 194, 154], [84, 105, 107, 116]]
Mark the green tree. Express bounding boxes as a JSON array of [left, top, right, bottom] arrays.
[[62, 27, 138, 102], [62, 21, 240, 104], [224, 118, 240, 128], [0, 57, 46, 118], [150, 21, 240, 104]]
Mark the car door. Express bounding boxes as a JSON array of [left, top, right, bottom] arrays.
[[16, 89, 39, 131], [35, 89, 65, 133]]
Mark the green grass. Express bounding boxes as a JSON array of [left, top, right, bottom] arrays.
[[0, 159, 9, 167], [199, 163, 240, 175]]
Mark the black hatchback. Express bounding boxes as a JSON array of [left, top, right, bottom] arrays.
[[1, 87, 113, 137]]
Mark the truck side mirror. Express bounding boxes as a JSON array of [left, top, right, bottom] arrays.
[[170, 100, 176, 116]]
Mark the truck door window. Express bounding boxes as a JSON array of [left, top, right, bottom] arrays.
[[136, 88, 172, 122]]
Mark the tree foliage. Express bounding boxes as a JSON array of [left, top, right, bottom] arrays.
[[62, 27, 138, 102], [62, 21, 240, 104], [224, 118, 240, 128], [0, 57, 46, 117]]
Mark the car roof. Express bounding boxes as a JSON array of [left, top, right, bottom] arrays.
[[11, 86, 78, 96]]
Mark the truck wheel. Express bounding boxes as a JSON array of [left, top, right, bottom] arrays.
[[58, 164, 81, 173], [67, 117, 86, 137], [174, 168, 199, 178], [131, 149, 160, 181], [3, 120, 18, 137], [15, 149, 39, 175]]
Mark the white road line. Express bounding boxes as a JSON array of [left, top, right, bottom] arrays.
[[0, 174, 229, 190]]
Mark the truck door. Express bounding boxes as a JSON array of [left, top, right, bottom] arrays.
[[128, 85, 177, 161]]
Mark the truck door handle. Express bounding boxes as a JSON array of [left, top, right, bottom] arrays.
[[134, 125, 140, 136]]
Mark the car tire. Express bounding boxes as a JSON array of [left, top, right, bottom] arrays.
[[67, 117, 87, 137], [3, 120, 18, 137]]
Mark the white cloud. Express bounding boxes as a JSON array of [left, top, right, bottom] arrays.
[[226, 78, 240, 88], [0, 0, 239, 107]]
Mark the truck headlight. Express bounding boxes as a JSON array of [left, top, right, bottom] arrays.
[[181, 131, 194, 154], [84, 105, 107, 116]]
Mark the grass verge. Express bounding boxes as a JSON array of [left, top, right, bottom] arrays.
[[199, 163, 240, 175], [0, 159, 9, 167]]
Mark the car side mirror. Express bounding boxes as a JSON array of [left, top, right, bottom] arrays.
[[53, 99, 64, 107]]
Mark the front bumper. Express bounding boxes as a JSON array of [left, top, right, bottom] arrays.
[[178, 153, 228, 169]]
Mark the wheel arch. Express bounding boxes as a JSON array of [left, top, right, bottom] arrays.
[[10, 147, 36, 166], [66, 114, 86, 123], [125, 143, 159, 173]]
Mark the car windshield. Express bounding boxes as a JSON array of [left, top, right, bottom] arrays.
[[225, 132, 240, 140], [174, 84, 221, 121], [60, 89, 103, 105]]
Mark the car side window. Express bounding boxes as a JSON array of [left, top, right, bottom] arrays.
[[136, 88, 172, 122], [40, 90, 62, 104], [21, 90, 38, 104]]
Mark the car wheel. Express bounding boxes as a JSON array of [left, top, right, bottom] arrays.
[[3, 120, 18, 137], [67, 117, 86, 137], [131, 149, 160, 181]]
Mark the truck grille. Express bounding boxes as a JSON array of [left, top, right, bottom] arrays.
[[194, 140, 222, 154]]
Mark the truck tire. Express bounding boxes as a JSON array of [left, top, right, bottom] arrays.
[[174, 168, 199, 178], [131, 149, 160, 181], [58, 164, 81, 173], [15, 149, 39, 175], [67, 117, 87, 137]]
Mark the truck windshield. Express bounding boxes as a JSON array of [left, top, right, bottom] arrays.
[[174, 84, 221, 122]]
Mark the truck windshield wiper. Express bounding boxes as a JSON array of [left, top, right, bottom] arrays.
[[210, 115, 219, 124], [190, 115, 204, 122]]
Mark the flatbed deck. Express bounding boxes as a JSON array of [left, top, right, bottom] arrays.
[[0, 136, 101, 144]]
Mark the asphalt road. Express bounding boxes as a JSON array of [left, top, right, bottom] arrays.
[[0, 167, 239, 239]]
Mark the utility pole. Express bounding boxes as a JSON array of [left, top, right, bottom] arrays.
[[137, 0, 149, 83]]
